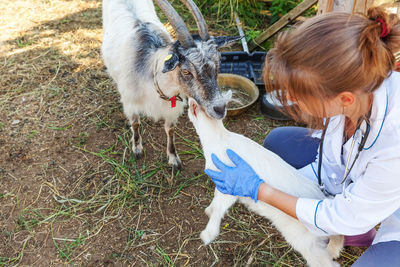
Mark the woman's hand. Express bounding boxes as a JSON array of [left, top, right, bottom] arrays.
[[204, 149, 264, 202]]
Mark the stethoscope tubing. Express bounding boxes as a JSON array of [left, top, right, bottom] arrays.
[[318, 113, 371, 196]]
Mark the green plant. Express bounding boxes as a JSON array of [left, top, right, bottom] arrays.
[[158, 0, 267, 35], [75, 131, 89, 147], [17, 209, 46, 232], [48, 124, 72, 131], [269, 0, 300, 24], [156, 245, 174, 266], [0, 257, 8, 265], [28, 130, 38, 139], [53, 235, 87, 262], [245, 29, 261, 43], [15, 37, 32, 48], [199, 0, 266, 30]]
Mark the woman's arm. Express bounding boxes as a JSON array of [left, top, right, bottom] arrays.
[[206, 148, 400, 237], [257, 183, 299, 219], [205, 149, 300, 218]]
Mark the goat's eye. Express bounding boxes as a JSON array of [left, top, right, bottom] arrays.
[[182, 69, 191, 75]]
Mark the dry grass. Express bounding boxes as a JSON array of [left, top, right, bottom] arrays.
[[0, 0, 364, 266]]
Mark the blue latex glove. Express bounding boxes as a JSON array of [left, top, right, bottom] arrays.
[[205, 149, 264, 202]]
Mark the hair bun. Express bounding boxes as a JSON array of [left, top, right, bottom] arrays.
[[366, 6, 400, 41], [359, 6, 400, 75], [367, 6, 389, 21], [364, 6, 390, 39], [377, 17, 390, 37]]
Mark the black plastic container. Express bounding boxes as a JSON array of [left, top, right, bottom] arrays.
[[219, 51, 290, 120], [219, 51, 266, 87]]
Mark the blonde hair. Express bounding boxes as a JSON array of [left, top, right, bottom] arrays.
[[264, 6, 400, 129]]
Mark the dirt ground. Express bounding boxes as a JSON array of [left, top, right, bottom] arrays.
[[0, 0, 365, 266]]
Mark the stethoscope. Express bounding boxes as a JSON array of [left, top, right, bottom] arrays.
[[317, 111, 371, 197]]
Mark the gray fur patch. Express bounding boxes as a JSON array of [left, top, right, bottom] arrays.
[[134, 22, 170, 75]]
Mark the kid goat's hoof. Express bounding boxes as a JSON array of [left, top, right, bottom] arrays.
[[169, 157, 182, 174], [200, 229, 218, 245], [173, 163, 182, 174], [133, 148, 144, 159]]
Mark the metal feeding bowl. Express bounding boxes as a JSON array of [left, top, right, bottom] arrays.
[[218, 73, 259, 117]]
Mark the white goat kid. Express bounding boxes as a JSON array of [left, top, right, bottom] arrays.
[[187, 98, 343, 267], [102, 0, 235, 172]]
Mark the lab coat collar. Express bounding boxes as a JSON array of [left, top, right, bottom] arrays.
[[323, 78, 389, 164], [363, 79, 388, 150], [325, 115, 344, 164]]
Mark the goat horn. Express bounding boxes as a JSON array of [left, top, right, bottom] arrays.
[[179, 0, 209, 41], [154, 0, 194, 48]]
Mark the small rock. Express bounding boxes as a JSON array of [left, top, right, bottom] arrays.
[[11, 119, 20, 125]]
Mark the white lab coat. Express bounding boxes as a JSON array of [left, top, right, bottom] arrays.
[[296, 71, 400, 245]]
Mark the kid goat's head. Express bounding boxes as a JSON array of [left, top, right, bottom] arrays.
[[187, 93, 231, 131], [155, 0, 239, 119]]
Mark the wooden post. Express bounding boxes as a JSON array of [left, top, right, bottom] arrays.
[[318, 0, 355, 13], [317, 0, 334, 14], [318, 0, 379, 14], [353, 0, 375, 13]]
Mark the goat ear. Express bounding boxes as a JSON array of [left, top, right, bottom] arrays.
[[213, 36, 243, 49], [162, 53, 180, 73], [188, 98, 198, 118]]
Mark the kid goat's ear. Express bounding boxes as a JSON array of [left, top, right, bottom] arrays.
[[188, 98, 198, 118], [162, 53, 180, 73]]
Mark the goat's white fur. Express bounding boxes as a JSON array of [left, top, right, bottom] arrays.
[[188, 98, 343, 267], [102, 0, 185, 167]]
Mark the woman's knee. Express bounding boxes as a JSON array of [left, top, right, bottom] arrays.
[[263, 127, 282, 151], [263, 126, 319, 169], [263, 126, 313, 154], [352, 241, 400, 267]]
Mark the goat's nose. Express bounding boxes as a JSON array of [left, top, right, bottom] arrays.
[[213, 104, 226, 117]]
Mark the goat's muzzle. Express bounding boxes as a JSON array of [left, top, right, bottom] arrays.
[[213, 104, 226, 119]]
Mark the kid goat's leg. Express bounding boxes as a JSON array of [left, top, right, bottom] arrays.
[[200, 189, 238, 245], [327, 235, 344, 259], [130, 114, 143, 158], [278, 224, 340, 267], [242, 199, 340, 267], [164, 121, 182, 172]]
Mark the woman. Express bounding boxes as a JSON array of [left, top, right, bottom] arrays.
[[205, 6, 400, 266]]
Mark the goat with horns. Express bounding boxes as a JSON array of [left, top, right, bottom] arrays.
[[101, 0, 239, 172]]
